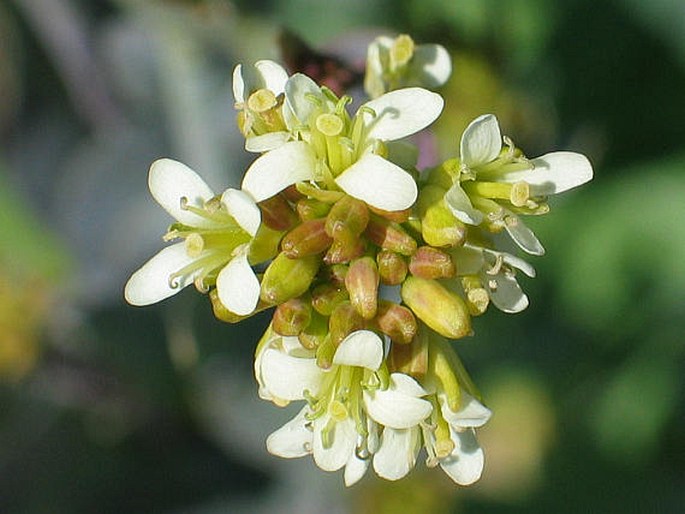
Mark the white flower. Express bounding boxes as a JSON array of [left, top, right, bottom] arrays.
[[242, 75, 444, 212], [445, 114, 593, 255], [365, 34, 452, 98], [260, 329, 433, 486], [124, 159, 262, 315]]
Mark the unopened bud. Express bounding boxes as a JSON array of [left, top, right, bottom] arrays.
[[296, 182, 345, 203], [297, 198, 331, 221], [364, 216, 417, 256], [329, 301, 364, 347], [325, 196, 370, 240], [260, 253, 320, 305], [461, 275, 489, 316], [374, 300, 417, 344], [323, 234, 366, 264], [282, 185, 304, 203], [248, 224, 283, 264], [316, 336, 336, 369], [417, 185, 466, 247], [368, 205, 411, 223], [388, 327, 428, 377], [281, 218, 332, 259], [409, 246, 456, 280], [326, 264, 348, 285], [273, 297, 312, 335], [345, 257, 380, 320], [376, 250, 408, 285], [401, 276, 471, 339], [258, 194, 298, 231], [299, 310, 328, 350], [311, 283, 349, 316], [210, 289, 268, 323]]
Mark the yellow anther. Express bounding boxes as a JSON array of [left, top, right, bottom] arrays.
[[184, 233, 205, 258], [315, 113, 344, 137], [510, 181, 530, 207], [390, 34, 415, 69], [247, 88, 277, 113], [329, 400, 349, 421]]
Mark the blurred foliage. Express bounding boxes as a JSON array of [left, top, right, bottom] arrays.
[[0, 0, 684, 513]]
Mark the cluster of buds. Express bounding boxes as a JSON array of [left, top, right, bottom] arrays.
[[125, 34, 592, 486]]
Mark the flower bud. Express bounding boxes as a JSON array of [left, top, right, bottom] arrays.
[[315, 336, 336, 369], [323, 234, 366, 264], [210, 289, 268, 322], [326, 263, 348, 285], [311, 283, 349, 316], [374, 300, 417, 344], [388, 326, 428, 378], [329, 301, 364, 347], [325, 195, 370, 240], [364, 216, 417, 256], [417, 184, 466, 247], [401, 276, 471, 339], [260, 253, 320, 305], [248, 224, 283, 264], [296, 198, 331, 221], [282, 184, 304, 203], [272, 297, 312, 336], [299, 310, 328, 350], [409, 246, 456, 280], [345, 257, 380, 320], [258, 194, 298, 231], [368, 205, 411, 223], [281, 218, 332, 259], [376, 250, 408, 285]]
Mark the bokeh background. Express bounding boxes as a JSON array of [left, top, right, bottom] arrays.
[[1, 0, 684, 512]]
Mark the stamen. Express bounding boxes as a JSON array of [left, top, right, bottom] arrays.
[[316, 113, 344, 137], [185, 233, 205, 258], [488, 278, 498, 291], [335, 95, 352, 116], [486, 254, 504, 276], [247, 88, 277, 113], [510, 181, 530, 207], [390, 34, 415, 69]]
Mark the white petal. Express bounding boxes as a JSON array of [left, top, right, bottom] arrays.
[[344, 452, 370, 487], [245, 131, 291, 152], [499, 152, 593, 196], [373, 427, 421, 480], [503, 211, 545, 255], [460, 114, 502, 168], [242, 141, 317, 202], [215, 253, 260, 315], [440, 428, 485, 485], [364, 382, 432, 429], [333, 330, 384, 370], [124, 242, 195, 306], [232, 64, 246, 104], [255, 60, 288, 95], [494, 250, 536, 278], [362, 87, 444, 141], [389, 372, 429, 397], [259, 348, 323, 401], [221, 189, 260, 237], [409, 44, 452, 88], [148, 159, 216, 227], [266, 407, 312, 458], [312, 415, 357, 472], [485, 270, 529, 313], [285, 73, 324, 125], [439, 392, 492, 428], [444, 183, 484, 225], [335, 154, 417, 211], [451, 245, 485, 275]]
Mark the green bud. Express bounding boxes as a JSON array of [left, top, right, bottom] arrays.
[[296, 198, 331, 221], [401, 276, 471, 339], [311, 283, 349, 316], [210, 289, 268, 323], [345, 257, 380, 320], [417, 184, 466, 248], [299, 310, 328, 350], [323, 234, 366, 265], [376, 250, 408, 285], [260, 253, 320, 305], [281, 218, 333, 259], [409, 246, 456, 280], [273, 297, 312, 335], [329, 301, 364, 347], [364, 216, 417, 256], [325, 195, 370, 240], [248, 224, 284, 264], [316, 335, 336, 369]]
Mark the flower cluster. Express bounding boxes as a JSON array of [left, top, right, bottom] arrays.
[[125, 34, 592, 486]]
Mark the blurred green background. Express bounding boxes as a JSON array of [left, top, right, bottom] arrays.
[[1, 0, 684, 512]]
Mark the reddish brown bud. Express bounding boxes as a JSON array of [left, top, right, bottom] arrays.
[[409, 246, 457, 280], [296, 198, 331, 221], [364, 216, 417, 256], [345, 257, 380, 320], [325, 196, 370, 240], [374, 300, 417, 344], [329, 301, 364, 347], [281, 219, 333, 259], [258, 194, 298, 231], [368, 205, 411, 223], [388, 328, 428, 378], [282, 184, 304, 202], [323, 234, 365, 264], [311, 283, 349, 316], [272, 297, 312, 335], [326, 264, 348, 285], [376, 250, 408, 285]]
